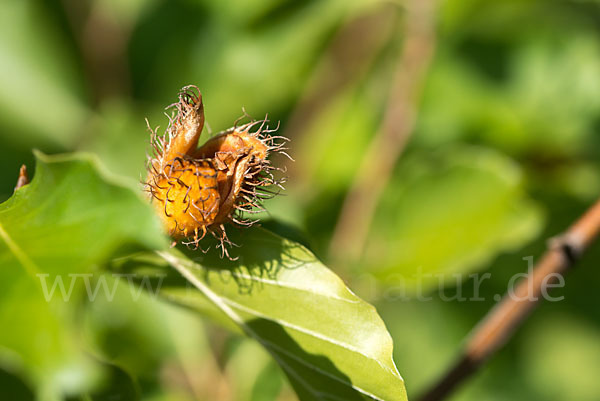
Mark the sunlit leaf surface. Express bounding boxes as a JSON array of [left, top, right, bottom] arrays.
[[115, 227, 408, 401], [0, 152, 165, 400]]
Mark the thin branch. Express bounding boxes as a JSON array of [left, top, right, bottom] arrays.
[[286, 4, 399, 192], [328, 0, 437, 262], [14, 165, 29, 192], [60, 0, 132, 104], [417, 197, 600, 401], [285, 4, 398, 144]]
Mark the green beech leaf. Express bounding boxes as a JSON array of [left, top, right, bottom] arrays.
[[366, 146, 543, 291], [113, 227, 408, 401], [0, 151, 166, 400]]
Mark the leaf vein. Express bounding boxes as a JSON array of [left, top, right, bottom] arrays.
[[0, 221, 40, 277]]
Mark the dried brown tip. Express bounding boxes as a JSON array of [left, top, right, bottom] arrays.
[[166, 85, 204, 158], [149, 85, 205, 174], [14, 165, 29, 192]]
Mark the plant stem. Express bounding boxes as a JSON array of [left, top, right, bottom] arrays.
[[285, 4, 398, 146], [14, 165, 29, 191], [60, 0, 131, 104], [417, 198, 600, 401], [328, 0, 436, 263]]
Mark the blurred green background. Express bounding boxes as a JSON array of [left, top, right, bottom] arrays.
[[2, 0, 600, 400]]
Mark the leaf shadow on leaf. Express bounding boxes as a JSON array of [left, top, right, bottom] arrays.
[[246, 318, 369, 401], [110, 226, 313, 299], [174, 226, 315, 295], [259, 219, 314, 251], [102, 255, 376, 401], [108, 226, 407, 401]]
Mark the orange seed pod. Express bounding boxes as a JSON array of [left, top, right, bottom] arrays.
[[144, 86, 289, 257]]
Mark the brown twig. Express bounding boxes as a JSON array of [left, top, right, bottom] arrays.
[[328, 0, 437, 262], [285, 4, 398, 145], [14, 165, 29, 192], [286, 4, 399, 193], [417, 198, 600, 401], [60, 0, 132, 104]]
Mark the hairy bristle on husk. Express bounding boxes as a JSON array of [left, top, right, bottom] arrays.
[[144, 86, 289, 258]]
